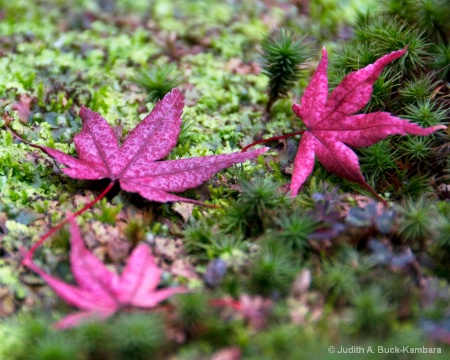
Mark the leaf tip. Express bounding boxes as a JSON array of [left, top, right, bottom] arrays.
[[432, 124, 448, 132], [164, 87, 183, 101], [288, 184, 300, 198], [170, 87, 181, 95], [292, 103, 302, 117], [79, 105, 92, 119]]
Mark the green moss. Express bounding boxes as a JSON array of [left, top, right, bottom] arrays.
[[1, 1, 450, 358]]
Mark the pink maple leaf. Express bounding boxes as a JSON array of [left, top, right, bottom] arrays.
[[290, 48, 446, 199], [22, 215, 185, 329], [14, 88, 267, 204]]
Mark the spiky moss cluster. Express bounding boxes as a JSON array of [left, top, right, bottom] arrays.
[[0, 295, 245, 360], [2, 184, 450, 360], [396, 197, 450, 277], [184, 177, 316, 296], [134, 63, 183, 102], [0, 312, 167, 360], [2, 0, 450, 358], [327, 1, 449, 199], [183, 181, 450, 351], [0, 0, 307, 357], [260, 28, 311, 112], [2, 291, 446, 360]]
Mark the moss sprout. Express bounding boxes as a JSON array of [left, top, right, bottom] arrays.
[[1, 0, 450, 357], [349, 286, 394, 337], [316, 259, 358, 305], [260, 28, 311, 112], [272, 209, 318, 253], [397, 197, 435, 243], [30, 332, 79, 360], [248, 241, 297, 296], [175, 292, 209, 333], [399, 75, 437, 103], [111, 313, 166, 359], [431, 42, 450, 79], [134, 63, 183, 102], [75, 320, 113, 359], [95, 198, 123, 225]]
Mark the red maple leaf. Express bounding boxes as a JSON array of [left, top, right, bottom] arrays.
[[22, 215, 185, 329], [11, 87, 267, 261], [289, 48, 446, 199], [13, 88, 266, 204]]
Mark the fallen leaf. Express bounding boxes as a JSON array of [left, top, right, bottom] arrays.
[[22, 215, 185, 329], [225, 58, 261, 75], [290, 269, 311, 298], [15, 88, 267, 204], [172, 202, 194, 223], [170, 259, 200, 281], [290, 48, 447, 198], [12, 95, 33, 123], [154, 237, 183, 262], [106, 239, 131, 263], [0, 289, 16, 317], [214, 294, 272, 330]]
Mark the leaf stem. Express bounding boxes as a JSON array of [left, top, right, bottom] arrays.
[[359, 182, 388, 206], [241, 130, 305, 152], [5, 124, 32, 145], [25, 181, 115, 262]]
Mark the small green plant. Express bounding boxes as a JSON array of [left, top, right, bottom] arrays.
[[31, 332, 79, 360], [431, 42, 450, 79], [260, 28, 311, 112], [397, 197, 435, 243], [400, 136, 433, 162], [175, 292, 209, 333], [403, 99, 448, 127], [253, 324, 300, 359], [220, 201, 252, 237], [96, 198, 123, 225], [353, 15, 430, 71], [49, 225, 71, 251], [76, 320, 113, 359], [111, 313, 166, 360], [359, 140, 397, 182], [394, 172, 432, 199], [123, 209, 153, 246], [399, 75, 436, 103], [248, 241, 297, 296], [208, 234, 246, 259], [272, 209, 318, 252], [184, 220, 214, 255], [428, 214, 450, 278], [349, 286, 394, 337], [388, 1, 450, 36], [316, 259, 358, 305], [220, 177, 286, 237], [135, 64, 182, 102], [123, 217, 147, 245]]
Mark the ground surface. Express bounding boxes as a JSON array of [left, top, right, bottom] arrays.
[[0, 0, 450, 359]]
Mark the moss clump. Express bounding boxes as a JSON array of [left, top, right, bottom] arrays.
[[1, 1, 450, 359]]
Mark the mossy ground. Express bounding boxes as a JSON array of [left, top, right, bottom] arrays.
[[1, 0, 449, 359]]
